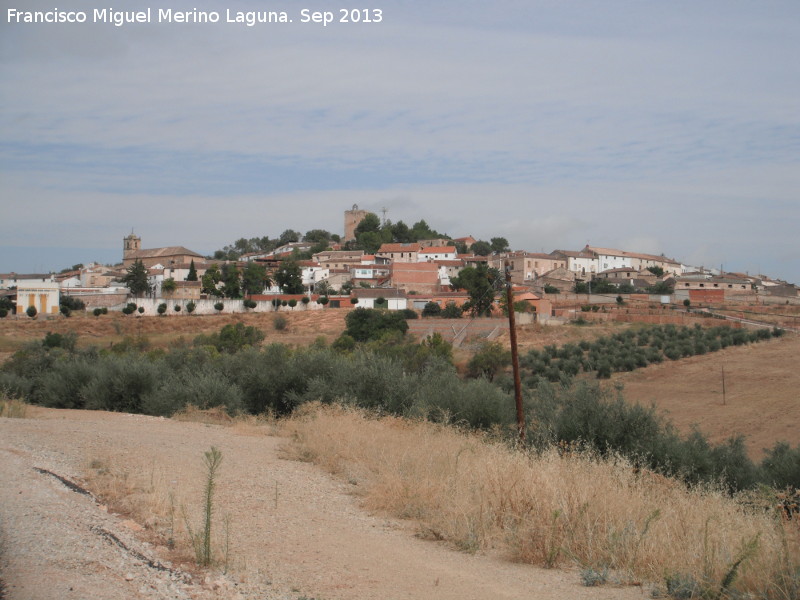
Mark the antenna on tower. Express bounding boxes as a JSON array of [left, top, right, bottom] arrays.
[[381, 207, 388, 226]]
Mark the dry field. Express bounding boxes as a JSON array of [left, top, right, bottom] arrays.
[[615, 332, 800, 459]]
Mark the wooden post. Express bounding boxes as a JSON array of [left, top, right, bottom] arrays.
[[721, 365, 727, 406], [505, 261, 525, 444]]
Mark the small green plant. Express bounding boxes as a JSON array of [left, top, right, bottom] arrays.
[[664, 572, 701, 599], [184, 446, 223, 567], [174, 305, 181, 312], [186, 301, 196, 314], [288, 299, 297, 308], [273, 314, 288, 331], [350, 297, 359, 305], [157, 303, 167, 316], [301, 296, 310, 305], [60, 305, 71, 317], [683, 299, 691, 307], [214, 302, 224, 312], [0, 308, 8, 318], [26, 305, 37, 318], [138, 306, 145, 314], [580, 566, 608, 587], [93, 307, 103, 317]]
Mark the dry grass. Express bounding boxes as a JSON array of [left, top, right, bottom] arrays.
[[282, 404, 800, 597], [0, 396, 28, 418]]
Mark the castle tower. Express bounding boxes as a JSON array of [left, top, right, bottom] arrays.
[[344, 204, 369, 242], [123, 232, 141, 261]]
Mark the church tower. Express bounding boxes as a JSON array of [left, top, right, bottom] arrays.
[[123, 232, 141, 262], [344, 204, 369, 242]]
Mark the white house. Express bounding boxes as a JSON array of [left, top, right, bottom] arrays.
[[16, 281, 60, 315], [418, 246, 458, 262]]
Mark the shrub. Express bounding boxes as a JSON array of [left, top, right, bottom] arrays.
[[138, 306, 145, 314], [466, 341, 511, 382], [344, 308, 408, 342], [375, 296, 387, 307], [80, 353, 166, 413], [60, 296, 86, 311], [26, 305, 37, 318], [42, 331, 78, 351], [157, 303, 167, 315], [214, 302, 224, 312], [60, 305, 71, 317], [93, 308, 103, 317], [301, 296, 310, 305], [350, 297, 358, 305], [243, 299, 257, 309], [273, 315, 288, 331], [543, 284, 559, 294], [186, 301, 196, 314], [422, 302, 442, 317], [288, 299, 297, 308], [683, 299, 691, 307], [174, 305, 181, 312], [442, 302, 463, 319], [142, 372, 244, 417], [400, 308, 418, 319], [194, 323, 265, 353]]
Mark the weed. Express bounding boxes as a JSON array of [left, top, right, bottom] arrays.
[[0, 395, 27, 418], [581, 566, 609, 586], [184, 446, 224, 567]]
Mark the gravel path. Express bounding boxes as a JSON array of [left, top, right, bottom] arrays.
[[1, 409, 646, 600]]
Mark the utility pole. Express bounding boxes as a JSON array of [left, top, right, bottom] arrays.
[[721, 365, 727, 406], [504, 260, 525, 444]]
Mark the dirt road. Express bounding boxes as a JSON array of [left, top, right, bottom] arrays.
[[0, 409, 645, 600]]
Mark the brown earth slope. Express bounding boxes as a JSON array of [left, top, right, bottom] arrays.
[[0, 409, 644, 600]]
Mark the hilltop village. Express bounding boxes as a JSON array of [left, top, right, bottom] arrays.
[[1, 205, 798, 318]]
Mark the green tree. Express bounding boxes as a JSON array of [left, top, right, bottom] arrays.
[[470, 240, 492, 256], [122, 259, 151, 298], [422, 301, 442, 317], [187, 260, 198, 282], [201, 264, 223, 297], [278, 229, 301, 246], [162, 277, 177, 295], [343, 308, 409, 342], [466, 341, 511, 381], [355, 213, 381, 236], [648, 281, 674, 294], [221, 264, 241, 298], [646, 266, 665, 277], [274, 260, 304, 294], [490, 237, 510, 254], [450, 264, 498, 316], [242, 262, 271, 296]]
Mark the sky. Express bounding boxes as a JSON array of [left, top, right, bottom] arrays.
[[1, 0, 798, 283]]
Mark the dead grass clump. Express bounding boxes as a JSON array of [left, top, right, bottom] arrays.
[[172, 404, 277, 436], [0, 395, 28, 418], [173, 405, 235, 426], [282, 404, 800, 597]]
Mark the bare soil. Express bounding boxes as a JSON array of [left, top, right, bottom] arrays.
[[0, 409, 645, 600]]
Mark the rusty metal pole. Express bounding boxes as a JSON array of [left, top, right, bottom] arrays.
[[505, 261, 525, 444]]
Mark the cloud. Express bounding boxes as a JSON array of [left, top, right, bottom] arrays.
[[1, 0, 798, 283]]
